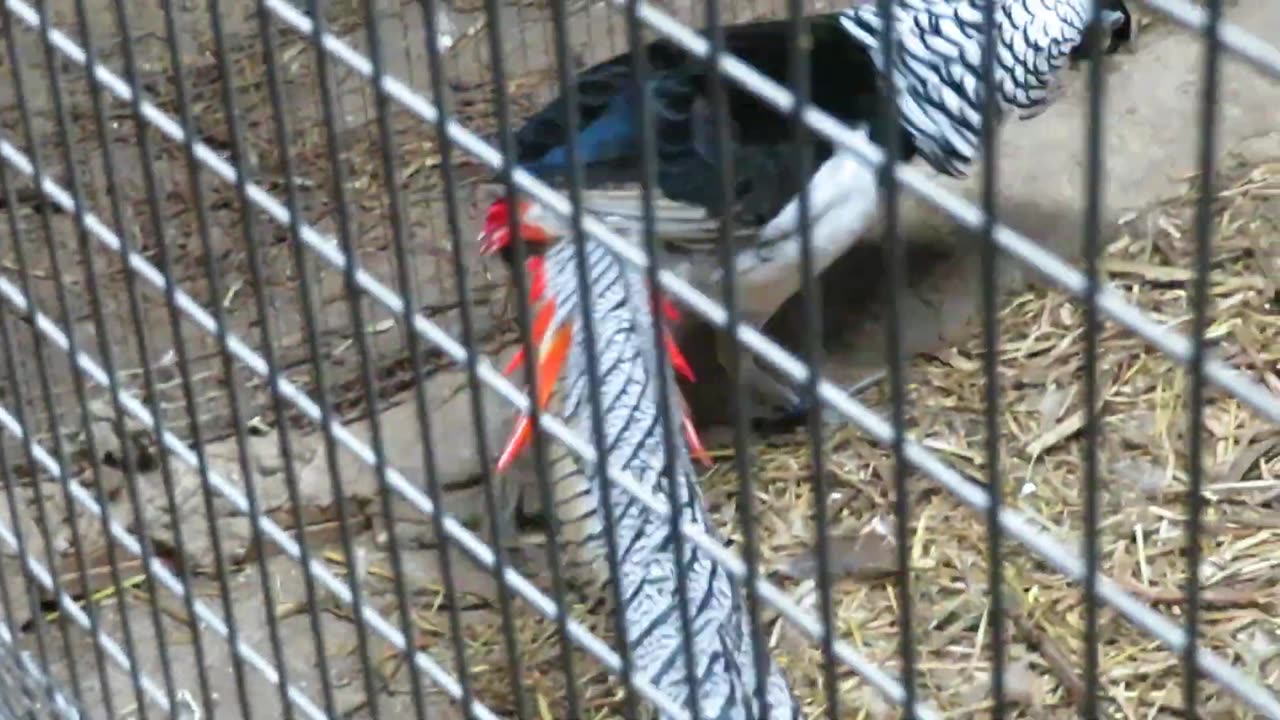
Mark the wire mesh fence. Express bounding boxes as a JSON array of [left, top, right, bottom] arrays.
[[0, 0, 1278, 717]]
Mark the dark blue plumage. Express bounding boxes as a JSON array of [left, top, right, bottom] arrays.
[[505, 17, 914, 227], [518, 88, 643, 181]]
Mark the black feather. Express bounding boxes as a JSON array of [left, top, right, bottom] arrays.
[[504, 15, 916, 227]]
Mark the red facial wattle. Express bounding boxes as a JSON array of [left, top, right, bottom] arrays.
[[477, 198, 554, 256], [493, 238, 711, 475]]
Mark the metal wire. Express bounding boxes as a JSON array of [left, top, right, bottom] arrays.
[[1185, 0, 1227, 713], [976, 0, 1003, 716], [1081, 0, 1111, 715], [539, 0, 644, 715], [0, 13, 107, 715], [1, 0, 1279, 717], [626, 5, 705, 719], [871, 0, 918, 706]]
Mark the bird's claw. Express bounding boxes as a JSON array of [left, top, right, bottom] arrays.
[[748, 392, 849, 434], [750, 397, 811, 434]]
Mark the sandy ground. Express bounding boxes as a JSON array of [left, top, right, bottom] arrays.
[[0, 0, 1277, 717]]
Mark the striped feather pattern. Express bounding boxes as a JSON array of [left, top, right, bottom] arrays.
[[840, 0, 1109, 177], [536, 237, 798, 719]]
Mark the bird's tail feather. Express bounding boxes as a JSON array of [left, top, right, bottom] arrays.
[[502, 235, 798, 719]]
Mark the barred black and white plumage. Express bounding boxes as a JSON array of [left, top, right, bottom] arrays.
[[530, 236, 798, 719], [477, 0, 1132, 426], [838, 0, 1131, 177]]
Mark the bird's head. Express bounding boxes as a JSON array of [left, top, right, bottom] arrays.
[[477, 196, 560, 260], [1070, 1, 1135, 64]]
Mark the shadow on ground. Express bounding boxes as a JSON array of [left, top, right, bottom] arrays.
[[679, 196, 1087, 428]]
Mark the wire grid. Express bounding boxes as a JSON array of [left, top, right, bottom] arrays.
[[0, 0, 1276, 718]]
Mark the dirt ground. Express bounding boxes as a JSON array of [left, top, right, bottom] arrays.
[[0, 0, 1278, 717]]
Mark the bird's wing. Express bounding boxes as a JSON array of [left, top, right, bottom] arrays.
[[726, 142, 882, 326], [511, 57, 638, 168], [577, 188, 756, 246]]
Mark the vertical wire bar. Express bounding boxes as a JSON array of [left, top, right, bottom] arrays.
[[784, 2, 837, 716], [454, 20, 587, 720], [357, 5, 439, 719], [298, 1, 394, 716], [699, 2, 775, 715], [194, 0, 348, 714], [1185, 0, 1225, 712], [312, 2, 457, 715], [872, 0, 915, 715], [620, 7, 704, 719], [1081, 0, 1110, 715], [63, 3, 248, 716], [547, 3, 643, 718], [72, 0, 229, 710], [63, 9, 184, 707], [114, 0, 300, 714], [11, 5, 148, 714], [415, 0, 559, 714], [249, 4, 359, 717], [0, 426, 40, 712], [421, 1, 533, 716], [478, 0, 566, 712], [0, 11, 134, 713], [977, 0, 1003, 715], [20, 83, 122, 720], [0, 363, 62, 713], [0, 159, 62, 714], [0, 203, 95, 713], [311, 84, 401, 720]]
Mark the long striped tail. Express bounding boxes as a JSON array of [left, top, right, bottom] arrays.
[[494, 253, 710, 474], [497, 236, 798, 719]]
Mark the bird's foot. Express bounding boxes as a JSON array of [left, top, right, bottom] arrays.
[[733, 355, 828, 434], [748, 392, 851, 434], [744, 367, 890, 434], [715, 327, 806, 432]]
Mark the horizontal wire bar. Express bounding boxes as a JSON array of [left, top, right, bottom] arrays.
[[0, 4, 925, 706], [0, 395, 328, 719], [15, 0, 1276, 439], [0, 133, 918, 718], [0, 454, 170, 715], [1140, 0, 1280, 81], [0, 270, 523, 720], [604, 0, 1280, 430], [5, 0, 1280, 714]]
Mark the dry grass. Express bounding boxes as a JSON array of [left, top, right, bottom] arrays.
[[15, 2, 1274, 715], [397, 155, 1280, 719], [732, 156, 1280, 719]]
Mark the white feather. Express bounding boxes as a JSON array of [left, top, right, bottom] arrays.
[[740, 143, 881, 324]]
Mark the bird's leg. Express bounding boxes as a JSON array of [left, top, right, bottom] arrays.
[[709, 146, 882, 431], [714, 320, 805, 426]]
